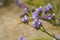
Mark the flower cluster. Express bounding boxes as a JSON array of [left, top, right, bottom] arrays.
[[41, 13, 55, 21], [32, 6, 42, 19], [33, 17, 42, 30], [46, 3, 52, 11], [43, 3, 52, 13], [20, 2, 60, 40]]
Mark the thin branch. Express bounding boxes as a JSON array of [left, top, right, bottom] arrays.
[[40, 25, 56, 39]]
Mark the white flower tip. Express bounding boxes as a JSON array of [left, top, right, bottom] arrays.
[[53, 39, 56, 40], [24, 8, 27, 10], [53, 13, 55, 16], [38, 20, 41, 24], [24, 15, 27, 17], [48, 3, 52, 8], [34, 19, 37, 22], [48, 3, 51, 5], [21, 18, 24, 21], [24, 15, 28, 20], [35, 9, 38, 11], [39, 6, 42, 8]]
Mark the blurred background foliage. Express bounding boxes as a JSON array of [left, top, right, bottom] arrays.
[[0, 0, 60, 17]]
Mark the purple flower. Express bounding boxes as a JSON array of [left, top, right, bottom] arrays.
[[33, 21, 38, 28], [33, 17, 41, 29], [41, 14, 52, 20], [43, 16, 47, 19], [46, 13, 55, 20], [18, 0, 22, 4], [21, 15, 28, 22], [37, 20, 41, 27], [19, 36, 24, 40], [43, 3, 52, 13], [32, 11, 39, 19], [46, 3, 52, 11], [47, 17, 52, 20], [23, 8, 29, 15], [36, 6, 42, 12], [17, 0, 23, 6], [55, 35, 60, 40], [34, 17, 39, 22], [46, 14, 52, 20], [32, 6, 42, 19], [51, 13, 55, 19], [33, 20, 41, 29]]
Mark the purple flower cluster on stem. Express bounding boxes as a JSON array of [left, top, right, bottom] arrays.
[[43, 3, 52, 13], [33, 17, 42, 30], [46, 3, 52, 11], [32, 6, 42, 19], [41, 13, 55, 21]]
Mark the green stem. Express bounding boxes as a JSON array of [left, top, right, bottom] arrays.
[[40, 25, 56, 39]]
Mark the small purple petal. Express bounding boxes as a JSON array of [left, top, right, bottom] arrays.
[[23, 8, 30, 15], [55, 35, 60, 40], [33, 21, 38, 28], [33, 17, 41, 28], [17, 0, 22, 4], [46, 14, 52, 17], [46, 3, 52, 11], [46, 6, 50, 11], [47, 17, 52, 20], [37, 6, 42, 12], [32, 6, 42, 19], [21, 15, 28, 22], [43, 16, 47, 19], [34, 17, 39, 22], [17, 0, 23, 6], [48, 3, 52, 8], [43, 3, 52, 13], [51, 13, 55, 19], [32, 11, 38, 19], [37, 20, 41, 27], [43, 7, 47, 13], [19, 36, 24, 40]]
